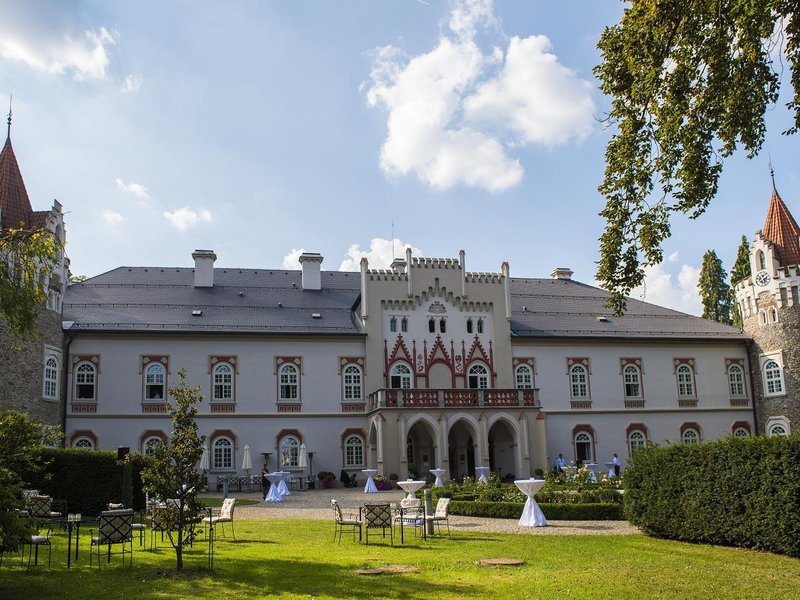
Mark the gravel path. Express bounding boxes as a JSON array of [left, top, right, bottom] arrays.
[[206, 488, 639, 536]]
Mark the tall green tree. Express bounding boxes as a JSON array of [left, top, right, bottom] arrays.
[[730, 234, 751, 328], [140, 370, 205, 571], [595, 1, 798, 314], [0, 410, 61, 552], [0, 228, 60, 339], [699, 250, 732, 324]]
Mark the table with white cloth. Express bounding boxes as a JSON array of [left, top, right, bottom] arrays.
[[275, 471, 291, 496], [429, 468, 446, 488], [583, 463, 598, 483], [475, 466, 490, 484], [604, 462, 616, 478], [397, 479, 425, 500], [264, 473, 284, 502], [514, 478, 548, 527], [361, 469, 378, 493]]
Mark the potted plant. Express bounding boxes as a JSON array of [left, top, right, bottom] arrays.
[[389, 473, 399, 489], [317, 471, 337, 489]]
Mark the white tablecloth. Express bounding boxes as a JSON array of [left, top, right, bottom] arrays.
[[514, 479, 547, 527], [264, 473, 284, 502], [275, 471, 291, 496], [583, 463, 598, 483], [430, 468, 446, 488], [604, 462, 616, 478], [475, 466, 490, 484], [397, 479, 425, 499], [362, 469, 378, 493]]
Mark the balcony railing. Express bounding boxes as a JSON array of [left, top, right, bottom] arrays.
[[367, 388, 539, 411]]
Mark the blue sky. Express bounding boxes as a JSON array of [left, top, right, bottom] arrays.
[[1, 0, 797, 316]]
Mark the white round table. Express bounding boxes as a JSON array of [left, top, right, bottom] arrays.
[[583, 463, 598, 483], [396, 479, 425, 499], [362, 469, 378, 493], [275, 471, 291, 496], [514, 478, 547, 527], [475, 466, 490, 484], [264, 473, 284, 502], [430, 468, 446, 488]]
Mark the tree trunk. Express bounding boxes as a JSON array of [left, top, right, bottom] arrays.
[[176, 527, 183, 571]]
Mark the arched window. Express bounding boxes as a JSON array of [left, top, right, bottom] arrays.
[[733, 427, 750, 438], [143, 436, 163, 457], [401, 317, 408, 332], [213, 363, 234, 401], [439, 319, 446, 333], [144, 363, 166, 400], [768, 422, 788, 437], [676, 365, 695, 397], [212, 436, 234, 470], [466, 318, 473, 334], [73, 437, 95, 450], [279, 364, 299, 400], [43, 356, 59, 400], [477, 319, 484, 334], [570, 365, 588, 398], [574, 431, 594, 463], [623, 365, 641, 398], [757, 250, 766, 271], [682, 428, 700, 444], [769, 307, 779, 323], [344, 435, 364, 467], [728, 364, 745, 397], [74, 362, 96, 400], [343, 365, 363, 400], [428, 319, 435, 333], [468, 363, 489, 389], [628, 430, 646, 454], [390, 363, 412, 389], [279, 435, 300, 468], [515, 364, 533, 389], [389, 317, 397, 332], [763, 359, 784, 395], [759, 310, 767, 324]]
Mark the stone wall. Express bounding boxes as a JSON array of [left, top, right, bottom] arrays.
[[743, 305, 800, 434], [0, 305, 64, 427]]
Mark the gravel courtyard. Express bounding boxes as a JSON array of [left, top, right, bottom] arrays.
[[205, 488, 638, 536]]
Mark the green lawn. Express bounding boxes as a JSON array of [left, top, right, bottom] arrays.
[[198, 497, 260, 508], [1, 519, 798, 599]]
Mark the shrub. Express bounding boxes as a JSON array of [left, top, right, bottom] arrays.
[[317, 471, 336, 481], [449, 501, 624, 520], [624, 434, 800, 557]]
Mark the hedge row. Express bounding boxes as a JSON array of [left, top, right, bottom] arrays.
[[624, 434, 800, 557], [449, 500, 624, 520], [20, 448, 151, 514]]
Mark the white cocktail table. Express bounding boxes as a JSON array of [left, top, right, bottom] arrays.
[[397, 479, 425, 500], [514, 478, 547, 527], [275, 471, 291, 496], [475, 466, 490, 484], [430, 468, 446, 488], [362, 469, 378, 493], [264, 473, 284, 502]]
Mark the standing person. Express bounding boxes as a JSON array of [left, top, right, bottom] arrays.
[[261, 464, 270, 498], [556, 454, 565, 473], [612, 453, 620, 477]]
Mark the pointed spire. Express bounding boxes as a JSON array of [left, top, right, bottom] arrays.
[[762, 167, 800, 267], [0, 102, 34, 231], [5, 94, 11, 141]]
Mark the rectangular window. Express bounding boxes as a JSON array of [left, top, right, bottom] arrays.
[[401, 318, 407, 332], [390, 318, 397, 332]]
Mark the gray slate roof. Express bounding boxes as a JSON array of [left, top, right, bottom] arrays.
[[63, 267, 363, 334], [509, 278, 745, 340]]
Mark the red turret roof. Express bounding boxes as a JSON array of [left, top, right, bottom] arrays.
[[762, 185, 800, 267], [0, 136, 34, 231]]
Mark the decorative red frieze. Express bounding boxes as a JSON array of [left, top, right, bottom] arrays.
[[338, 356, 365, 373], [624, 400, 646, 409], [277, 403, 302, 413], [570, 400, 592, 410], [677, 399, 698, 408], [275, 356, 302, 373], [619, 357, 643, 373], [142, 404, 167, 413], [140, 355, 169, 374], [566, 357, 590, 372], [444, 390, 478, 407], [729, 398, 750, 407], [341, 403, 366, 413], [209, 355, 238, 373], [70, 403, 97, 413], [210, 404, 236, 413]]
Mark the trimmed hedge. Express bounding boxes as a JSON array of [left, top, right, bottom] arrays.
[[20, 448, 151, 514], [450, 500, 624, 520], [624, 434, 800, 557]]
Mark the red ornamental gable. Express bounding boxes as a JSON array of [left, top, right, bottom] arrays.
[[466, 336, 491, 365], [386, 334, 413, 365], [426, 335, 452, 366]]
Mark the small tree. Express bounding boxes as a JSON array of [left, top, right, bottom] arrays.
[[730, 234, 751, 328], [698, 249, 732, 324], [0, 228, 60, 340], [0, 410, 61, 552], [140, 370, 205, 571]]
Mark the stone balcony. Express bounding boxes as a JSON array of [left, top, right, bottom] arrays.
[[367, 388, 540, 411]]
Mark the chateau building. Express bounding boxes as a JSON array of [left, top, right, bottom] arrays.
[[734, 176, 800, 436], [62, 248, 754, 481], [0, 118, 68, 427]]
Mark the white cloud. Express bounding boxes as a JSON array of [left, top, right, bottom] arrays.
[[115, 178, 151, 201], [365, 0, 594, 192], [667, 251, 679, 263], [282, 248, 306, 270], [0, 26, 117, 81], [632, 262, 702, 316], [339, 238, 422, 271], [101, 210, 124, 225], [121, 73, 142, 93], [162, 207, 212, 231]]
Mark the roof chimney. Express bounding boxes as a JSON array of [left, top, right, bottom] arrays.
[[299, 252, 323, 290], [551, 267, 573, 280], [192, 249, 216, 287]]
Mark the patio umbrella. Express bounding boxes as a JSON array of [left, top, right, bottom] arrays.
[[299, 443, 307, 469], [200, 444, 209, 471], [242, 444, 252, 473]]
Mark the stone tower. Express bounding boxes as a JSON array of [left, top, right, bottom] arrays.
[[734, 176, 800, 435]]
